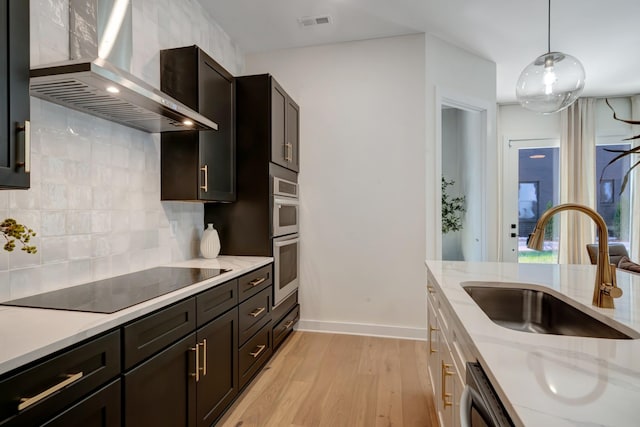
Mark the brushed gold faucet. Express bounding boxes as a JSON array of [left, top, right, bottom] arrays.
[[526, 203, 623, 309]]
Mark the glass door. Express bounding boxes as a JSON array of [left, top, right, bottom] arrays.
[[502, 139, 560, 263]]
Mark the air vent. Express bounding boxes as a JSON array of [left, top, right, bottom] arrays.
[[298, 15, 332, 27]]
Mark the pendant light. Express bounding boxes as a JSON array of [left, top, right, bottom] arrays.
[[516, 0, 585, 114]]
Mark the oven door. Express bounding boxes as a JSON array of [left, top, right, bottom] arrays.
[[273, 197, 299, 237], [273, 234, 299, 306]]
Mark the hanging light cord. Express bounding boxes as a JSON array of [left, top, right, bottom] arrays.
[[547, 0, 551, 53]]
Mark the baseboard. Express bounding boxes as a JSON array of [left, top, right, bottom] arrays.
[[296, 319, 427, 341]]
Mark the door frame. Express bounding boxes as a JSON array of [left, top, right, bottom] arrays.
[[501, 137, 560, 262], [434, 87, 496, 261]]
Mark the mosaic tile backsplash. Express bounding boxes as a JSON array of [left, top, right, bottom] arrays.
[[0, 0, 244, 301]]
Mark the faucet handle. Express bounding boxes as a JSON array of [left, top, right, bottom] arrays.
[[600, 264, 623, 298]]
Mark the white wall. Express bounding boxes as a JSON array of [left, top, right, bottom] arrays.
[[246, 34, 427, 339], [426, 35, 498, 261], [0, 0, 244, 302]]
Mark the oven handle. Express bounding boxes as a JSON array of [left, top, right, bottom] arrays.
[[274, 197, 299, 207], [274, 237, 300, 247]]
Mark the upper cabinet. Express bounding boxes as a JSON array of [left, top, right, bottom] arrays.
[[237, 75, 300, 173], [160, 46, 235, 202], [0, 0, 30, 189]]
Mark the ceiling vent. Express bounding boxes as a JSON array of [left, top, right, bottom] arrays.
[[298, 15, 332, 27]]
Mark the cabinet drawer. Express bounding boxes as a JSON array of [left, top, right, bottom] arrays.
[[238, 287, 272, 346], [123, 298, 196, 369], [238, 323, 272, 389], [42, 379, 121, 427], [273, 304, 299, 350], [0, 330, 120, 426], [238, 265, 272, 302], [196, 279, 238, 327], [271, 290, 297, 325]]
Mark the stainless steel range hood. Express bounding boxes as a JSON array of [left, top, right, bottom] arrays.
[[29, 0, 217, 133]]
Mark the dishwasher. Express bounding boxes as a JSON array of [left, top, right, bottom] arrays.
[[460, 362, 515, 427]]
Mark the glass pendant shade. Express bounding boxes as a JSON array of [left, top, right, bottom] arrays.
[[516, 51, 586, 114]]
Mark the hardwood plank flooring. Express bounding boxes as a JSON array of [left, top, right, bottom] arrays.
[[217, 331, 439, 427]]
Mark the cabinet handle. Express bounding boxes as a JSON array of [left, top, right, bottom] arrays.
[[18, 372, 83, 411], [16, 121, 31, 173], [200, 165, 208, 192], [199, 339, 207, 376], [284, 320, 295, 329], [429, 326, 439, 354], [249, 344, 266, 358], [249, 307, 266, 318], [427, 286, 435, 294], [287, 142, 293, 162], [441, 361, 455, 405], [248, 277, 266, 287], [190, 344, 200, 382]]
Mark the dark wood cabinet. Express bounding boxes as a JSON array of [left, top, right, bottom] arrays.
[[0, 0, 30, 189], [239, 74, 299, 173], [160, 46, 235, 202], [124, 333, 197, 427], [196, 308, 238, 426], [42, 380, 121, 427], [271, 79, 299, 172]]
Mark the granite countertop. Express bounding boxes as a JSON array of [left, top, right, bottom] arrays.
[[0, 256, 273, 376], [425, 260, 640, 427]]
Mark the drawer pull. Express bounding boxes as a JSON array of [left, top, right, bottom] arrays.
[[284, 320, 295, 329], [18, 372, 83, 411], [249, 307, 266, 318], [191, 344, 200, 382], [248, 277, 266, 287], [427, 286, 435, 294], [249, 344, 266, 358], [429, 326, 439, 354]]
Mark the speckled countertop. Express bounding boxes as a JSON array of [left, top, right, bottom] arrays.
[[425, 260, 640, 427], [0, 256, 272, 376]]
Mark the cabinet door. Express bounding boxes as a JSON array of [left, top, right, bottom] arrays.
[[285, 97, 300, 172], [426, 293, 441, 414], [271, 80, 288, 169], [0, 0, 30, 189], [124, 333, 197, 427], [198, 54, 235, 201], [42, 380, 121, 427], [196, 308, 238, 427]]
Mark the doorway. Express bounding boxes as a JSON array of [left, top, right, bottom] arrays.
[[502, 138, 560, 262]]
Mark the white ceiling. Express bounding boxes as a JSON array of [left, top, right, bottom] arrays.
[[201, 0, 640, 103]]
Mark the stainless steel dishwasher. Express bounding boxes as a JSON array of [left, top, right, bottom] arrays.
[[460, 362, 514, 427]]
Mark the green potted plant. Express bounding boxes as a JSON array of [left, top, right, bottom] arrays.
[[442, 177, 466, 234], [1, 218, 37, 253]]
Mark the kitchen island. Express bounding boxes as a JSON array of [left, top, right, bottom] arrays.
[[426, 260, 640, 427]]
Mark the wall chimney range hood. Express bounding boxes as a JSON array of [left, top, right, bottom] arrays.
[[29, 0, 218, 133]]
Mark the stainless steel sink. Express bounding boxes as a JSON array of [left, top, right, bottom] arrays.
[[462, 284, 638, 339]]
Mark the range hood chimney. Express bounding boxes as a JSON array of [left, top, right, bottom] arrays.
[[29, 0, 217, 133]]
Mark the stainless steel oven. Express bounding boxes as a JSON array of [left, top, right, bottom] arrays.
[[272, 176, 299, 237], [273, 233, 299, 306]]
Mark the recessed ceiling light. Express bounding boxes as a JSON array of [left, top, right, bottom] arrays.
[[298, 15, 332, 27], [529, 154, 546, 159], [106, 86, 120, 94], [182, 120, 194, 126]]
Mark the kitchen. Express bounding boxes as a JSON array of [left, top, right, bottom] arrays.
[[1, 0, 639, 426]]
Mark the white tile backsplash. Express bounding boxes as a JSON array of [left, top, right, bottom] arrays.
[[0, 0, 244, 301]]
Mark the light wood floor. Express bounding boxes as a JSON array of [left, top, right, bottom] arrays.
[[217, 331, 439, 427]]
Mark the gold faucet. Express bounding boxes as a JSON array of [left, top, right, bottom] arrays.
[[526, 203, 623, 309]]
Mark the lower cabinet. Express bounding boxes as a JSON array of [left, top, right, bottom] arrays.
[[196, 308, 238, 426], [42, 380, 121, 427], [427, 283, 472, 427]]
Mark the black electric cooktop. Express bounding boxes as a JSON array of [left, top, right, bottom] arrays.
[[0, 267, 230, 314]]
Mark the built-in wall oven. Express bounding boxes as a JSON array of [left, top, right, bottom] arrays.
[[271, 173, 300, 306]]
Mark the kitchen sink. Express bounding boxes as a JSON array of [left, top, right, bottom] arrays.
[[462, 284, 639, 339]]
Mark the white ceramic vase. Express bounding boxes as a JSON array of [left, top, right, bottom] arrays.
[[200, 223, 220, 259]]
